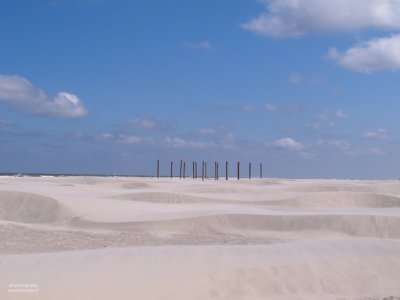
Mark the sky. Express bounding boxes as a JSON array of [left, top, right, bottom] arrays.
[[0, 0, 400, 179]]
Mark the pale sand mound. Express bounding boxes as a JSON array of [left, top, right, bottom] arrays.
[[0, 191, 70, 223], [287, 184, 374, 193], [53, 176, 123, 185], [113, 192, 227, 204], [1, 177, 399, 299], [269, 192, 400, 209], [120, 181, 149, 189], [71, 214, 400, 239], [114, 191, 400, 208], [1, 239, 399, 300]]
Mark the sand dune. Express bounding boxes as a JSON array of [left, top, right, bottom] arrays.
[[70, 213, 400, 239], [0, 176, 399, 300], [269, 192, 400, 208], [115, 191, 400, 208], [0, 191, 70, 223]]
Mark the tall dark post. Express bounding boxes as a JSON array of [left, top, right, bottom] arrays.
[[157, 160, 160, 179], [249, 162, 251, 180], [216, 162, 219, 180], [183, 162, 186, 179], [226, 161, 228, 180], [202, 161, 205, 181], [214, 161, 217, 180], [237, 161, 240, 180], [195, 162, 198, 179], [260, 162, 263, 179], [170, 161, 173, 179], [179, 160, 183, 179], [192, 162, 195, 179]]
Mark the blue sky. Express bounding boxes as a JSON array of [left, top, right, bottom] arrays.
[[1, 0, 399, 178]]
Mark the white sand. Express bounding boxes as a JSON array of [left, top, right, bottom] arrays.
[[0, 176, 399, 299]]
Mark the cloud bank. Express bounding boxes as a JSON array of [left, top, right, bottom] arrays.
[[243, 0, 400, 37], [0, 74, 87, 118]]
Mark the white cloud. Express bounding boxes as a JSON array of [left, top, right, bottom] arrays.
[[96, 133, 154, 145], [242, 0, 400, 37], [289, 72, 303, 84], [183, 41, 214, 50], [328, 34, 400, 73], [265, 103, 303, 115], [242, 104, 258, 111], [366, 147, 385, 156], [271, 137, 305, 151], [126, 117, 169, 130], [362, 129, 389, 139], [329, 139, 351, 151], [165, 137, 213, 149], [98, 133, 114, 141], [198, 128, 216, 135], [336, 109, 348, 118], [265, 103, 279, 112], [0, 74, 87, 118], [220, 132, 239, 150], [117, 135, 154, 145], [307, 109, 347, 130], [0, 118, 12, 126]]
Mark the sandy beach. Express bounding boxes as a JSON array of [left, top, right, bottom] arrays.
[[1, 176, 400, 299]]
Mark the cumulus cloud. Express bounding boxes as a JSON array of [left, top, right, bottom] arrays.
[[0, 74, 87, 118], [362, 129, 389, 139], [271, 137, 305, 151], [242, 0, 400, 37], [328, 34, 400, 73], [182, 41, 214, 50]]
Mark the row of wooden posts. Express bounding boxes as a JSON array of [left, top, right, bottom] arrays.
[[156, 160, 263, 180]]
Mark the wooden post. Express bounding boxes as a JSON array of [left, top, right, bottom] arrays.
[[195, 162, 198, 179], [202, 161, 205, 181], [260, 162, 262, 179], [179, 160, 182, 179], [225, 161, 228, 180], [249, 162, 251, 180], [216, 162, 219, 180], [183, 162, 186, 179], [170, 161, 173, 179], [157, 160, 160, 179], [192, 161, 195, 179], [237, 162, 240, 180]]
